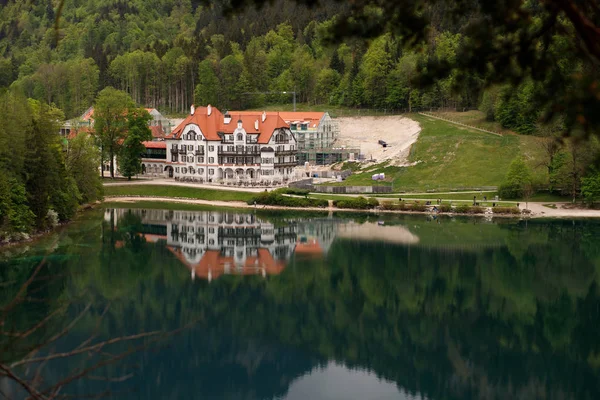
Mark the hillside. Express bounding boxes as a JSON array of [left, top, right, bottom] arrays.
[[333, 114, 548, 191]]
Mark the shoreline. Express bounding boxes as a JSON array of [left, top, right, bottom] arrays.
[[102, 195, 600, 219]]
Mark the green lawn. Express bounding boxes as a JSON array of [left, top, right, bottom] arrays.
[[430, 110, 513, 134], [331, 114, 548, 192], [103, 185, 255, 202]]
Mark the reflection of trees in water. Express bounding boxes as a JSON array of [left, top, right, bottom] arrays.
[[2, 210, 600, 399]]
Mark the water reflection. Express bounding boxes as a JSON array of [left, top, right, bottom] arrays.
[[2, 208, 600, 399]]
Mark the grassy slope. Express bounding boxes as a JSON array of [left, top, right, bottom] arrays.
[[103, 185, 255, 202], [335, 113, 547, 191]]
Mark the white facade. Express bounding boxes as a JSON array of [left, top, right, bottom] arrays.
[[164, 107, 298, 185]]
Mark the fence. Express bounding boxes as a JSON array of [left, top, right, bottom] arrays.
[[315, 185, 393, 194], [418, 112, 503, 137]]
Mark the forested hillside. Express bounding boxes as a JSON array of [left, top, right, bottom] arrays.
[[0, 0, 523, 125]]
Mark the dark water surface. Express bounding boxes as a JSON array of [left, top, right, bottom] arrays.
[[1, 207, 600, 399]]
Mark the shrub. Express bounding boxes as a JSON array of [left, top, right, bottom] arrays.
[[454, 204, 486, 214], [470, 206, 485, 214], [380, 201, 396, 210], [410, 203, 427, 212], [334, 196, 379, 210], [454, 203, 471, 213], [492, 206, 521, 214], [439, 204, 452, 213], [248, 192, 327, 208]]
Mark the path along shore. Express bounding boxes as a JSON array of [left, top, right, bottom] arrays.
[[103, 196, 600, 219]]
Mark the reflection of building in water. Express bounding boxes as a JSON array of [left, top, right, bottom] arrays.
[[294, 219, 341, 258], [105, 209, 297, 281]]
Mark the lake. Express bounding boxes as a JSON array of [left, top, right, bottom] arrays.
[[1, 206, 600, 399]]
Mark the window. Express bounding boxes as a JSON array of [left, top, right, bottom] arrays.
[[189, 167, 195, 174], [175, 167, 179, 173], [188, 156, 194, 163], [228, 145, 234, 152], [198, 168, 204, 174], [227, 157, 234, 164], [237, 133, 243, 141], [209, 146, 214, 151], [209, 169, 214, 175], [171, 155, 178, 162], [209, 157, 214, 163], [188, 145, 193, 151], [197, 156, 204, 163], [182, 167, 187, 174]]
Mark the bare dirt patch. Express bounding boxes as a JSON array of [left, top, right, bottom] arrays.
[[336, 116, 421, 166]]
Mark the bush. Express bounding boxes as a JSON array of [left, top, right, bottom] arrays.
[[454, 204, 486, 214], [410, 203, 427, 212], [492, 206, 521, 214], [334, 196, 378, 210], [248, 192, 328, 208], [439, 204, 452, 213], [454, 203, 471, 213]]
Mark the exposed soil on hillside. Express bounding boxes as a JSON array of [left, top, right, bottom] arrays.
[[336, 116, 421, 166]]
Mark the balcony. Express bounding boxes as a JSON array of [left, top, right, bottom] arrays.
[[195, 149, 205, 155], [274, 161, 298, 167], [218, 149, 260, 156]]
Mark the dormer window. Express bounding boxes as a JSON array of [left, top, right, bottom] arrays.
[[237, 133, 243, 141]]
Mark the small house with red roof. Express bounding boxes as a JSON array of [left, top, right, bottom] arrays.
[[163, 105, 297, 183]]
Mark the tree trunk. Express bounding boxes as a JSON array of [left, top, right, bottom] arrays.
[[110, 150, 115, 179]]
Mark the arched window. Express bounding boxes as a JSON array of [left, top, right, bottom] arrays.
[[237, 133, 243, 141], [182, 167, 188, 174]]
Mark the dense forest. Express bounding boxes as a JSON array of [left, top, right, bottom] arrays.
[[0, 90, 102, 242], [1, 0, 593, 138]]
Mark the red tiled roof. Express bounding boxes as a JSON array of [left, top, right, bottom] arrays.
[[142, 141, 166, 149], [236, 111, 325, 128], [167, 247, 286, 281], [167, 106, 289, 144], [150, 125, 165, 138], [66, 126, 92, 140]]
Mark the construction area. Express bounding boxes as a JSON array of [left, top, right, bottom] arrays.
[[335, 116, 421, 166]]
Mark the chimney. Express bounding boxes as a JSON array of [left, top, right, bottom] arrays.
[[207, 104, 212, 116], [254, 119, 259, 131], [190, 104, 195, 115], [224, 111, 231, 124], [261, 111, 266, 122]]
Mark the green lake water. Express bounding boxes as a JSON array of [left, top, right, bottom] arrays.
[[1, 207, 600, 399]]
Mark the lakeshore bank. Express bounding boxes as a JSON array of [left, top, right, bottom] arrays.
[[103, 196, 600, 219]]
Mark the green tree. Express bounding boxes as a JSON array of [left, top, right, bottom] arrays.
[[94, 87, 134, 179], [66, 133, 103, 203], [117, 108, 152, 180], [498, 157, 533, 199], [195, 60, 219, 107], [581, 168, 600, 204], [315, 68, 340, 104]]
